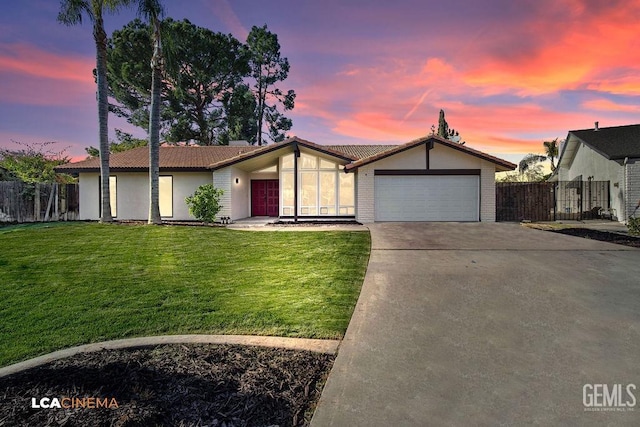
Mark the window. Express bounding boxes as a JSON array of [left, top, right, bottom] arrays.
[[159, 176, 173, 217], [109, 176, 117, 217], [281, 171, 294, 216], [300, 172, 317, 215], [279, 151, 355, 217], [320, 171, 336, 215], [99, 176, 117, 218], [339, 173, 355, 215]]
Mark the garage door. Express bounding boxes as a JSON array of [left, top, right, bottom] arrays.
[[374, 175, 479, 221]]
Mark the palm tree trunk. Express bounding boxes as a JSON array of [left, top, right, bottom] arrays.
[[94, 12, 112, 222], [148, 15, 162, 225]]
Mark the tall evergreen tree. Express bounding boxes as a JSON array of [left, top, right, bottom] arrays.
[[246, 25, 295, 145]]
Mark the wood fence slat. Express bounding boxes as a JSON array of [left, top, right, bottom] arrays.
[[0, 181, 79, 223]]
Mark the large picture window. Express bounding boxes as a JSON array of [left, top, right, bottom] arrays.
[[280, 152, 355, 216]]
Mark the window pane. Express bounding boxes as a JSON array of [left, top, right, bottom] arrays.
[[281, 154, 294, 169], [109, 176, 117, 217], [300, 153, 317, 169], [319, 171, 336, 215], [281, 171, 294, 207], [300, 171, 317, 215], [159, 176, 173, 217], [339, 173, 354, 206], [320, 159, 336, 169]]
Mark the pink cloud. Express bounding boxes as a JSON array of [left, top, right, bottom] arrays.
[[0, 43, 95, 106], [203, 0, 248, 41]]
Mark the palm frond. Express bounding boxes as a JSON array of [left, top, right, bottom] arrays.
[[57, 0, 92, 25]]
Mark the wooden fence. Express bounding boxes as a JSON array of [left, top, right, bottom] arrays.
[[496, 182, 555, 222], [496, 181, 611, 222], [0, 181, 79, 223]]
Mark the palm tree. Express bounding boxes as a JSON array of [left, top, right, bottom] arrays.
[[58, 0, 133, 223], [544, 138, 559, 171], [136, 0, 164, 225]]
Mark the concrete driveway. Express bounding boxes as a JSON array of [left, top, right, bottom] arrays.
[[311, 222, 640, 426]]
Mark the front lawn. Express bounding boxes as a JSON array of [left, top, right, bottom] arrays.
[[0, 223, 370, 367]]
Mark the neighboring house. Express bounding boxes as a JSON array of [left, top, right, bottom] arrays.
[[551, 123, 640, 222], [56, 135, 515, 223]]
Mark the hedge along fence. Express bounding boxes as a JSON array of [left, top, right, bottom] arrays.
[[0, 181, 79, 223]]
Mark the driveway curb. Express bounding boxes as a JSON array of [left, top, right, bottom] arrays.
[[0, 335, 341, 379]]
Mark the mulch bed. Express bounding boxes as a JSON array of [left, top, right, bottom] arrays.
[[550, 228, 640, 248], [0, 344, 334, 427]]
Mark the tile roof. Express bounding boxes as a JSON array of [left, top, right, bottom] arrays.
[[56, 145, 260, 172], [326, 145, 398, 159], [569, 124, 640, 160], [56, 136, 516, 173]]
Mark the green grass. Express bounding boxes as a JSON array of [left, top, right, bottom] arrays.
[[0, 222, 370, 367]]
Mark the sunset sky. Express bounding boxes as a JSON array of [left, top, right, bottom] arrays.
[[1, 0, 639, 164]]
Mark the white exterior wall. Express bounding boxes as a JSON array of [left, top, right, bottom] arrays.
[[171, 172, 212, 220], [562, 142, 626, 221], [213, 166, 250, 220], [626, 159, 640, 221], [372, 145, 427, 169], [79, 171, 211, 221], [480, 162, 496, 222], [232, 168, 250, 220], [430, 144, 483, 169], [355, 166, 375, 223], [79, 173, 99, 220], [213, 167, 232, 219]]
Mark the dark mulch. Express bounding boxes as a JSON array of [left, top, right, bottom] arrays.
[[0, 344, 334, 427], [550, 228, 640, 248]]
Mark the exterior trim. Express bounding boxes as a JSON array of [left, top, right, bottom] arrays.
[[374, 169, 481, 176], [209, 137, 356, 170], [61, 167, 211, 174], [346, 136, 516, 171]]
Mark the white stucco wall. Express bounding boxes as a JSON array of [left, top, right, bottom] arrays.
[[79, 173, 99, 220], [79, 171, 211, 221], [561, 142, 626, 221], [372, 145, 427, 169], [430, 144, 483, 169]]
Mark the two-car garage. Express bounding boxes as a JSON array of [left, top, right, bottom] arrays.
[[374, 174, 480, 222]]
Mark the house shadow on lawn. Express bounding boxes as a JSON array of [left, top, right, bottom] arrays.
[[0, 344, 334, 427]]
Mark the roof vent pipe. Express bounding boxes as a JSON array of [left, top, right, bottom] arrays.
[[594, 121, 599, 131]]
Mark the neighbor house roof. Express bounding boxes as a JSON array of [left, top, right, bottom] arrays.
[[568, 124, 640, 160], [344, 135, 516, 172], [56, 145, 261, 173]]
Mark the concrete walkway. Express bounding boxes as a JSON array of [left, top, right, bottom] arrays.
[[0, 335, 340, 379], [227, 217, 367, 232], [312, 222, 640, 426]]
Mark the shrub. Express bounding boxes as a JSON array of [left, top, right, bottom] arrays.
[[185, 184, 224, 223], [628, 217, 640, 236]]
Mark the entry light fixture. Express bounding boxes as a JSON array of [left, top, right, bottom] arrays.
[[235, 178, 239, 184]]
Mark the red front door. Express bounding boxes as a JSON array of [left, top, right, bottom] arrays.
[[251, 180, 279, 217]]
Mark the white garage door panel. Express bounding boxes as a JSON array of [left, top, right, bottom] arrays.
[[375, 175, 479, 221]]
